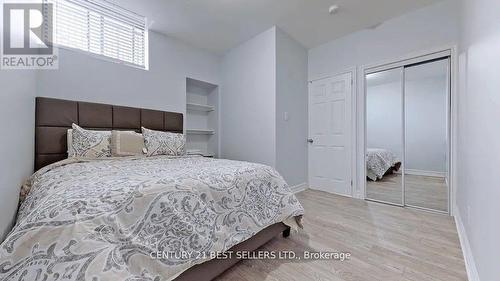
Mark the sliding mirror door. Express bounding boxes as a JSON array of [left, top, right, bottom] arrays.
[[365, 68, 404, 205], [404, 59, 449, 212], [364, 55, 451, 213]]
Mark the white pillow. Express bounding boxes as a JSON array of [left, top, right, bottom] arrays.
[[141, 127, 185, 157], [69, 124, 112, 158], [67, 128, 73, 156]]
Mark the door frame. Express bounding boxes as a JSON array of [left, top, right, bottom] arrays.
[[308, 68, 356, 197], [357, 45, 458, 215]]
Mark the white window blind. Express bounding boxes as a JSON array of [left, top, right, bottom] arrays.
[[46, 0, 148, 69]]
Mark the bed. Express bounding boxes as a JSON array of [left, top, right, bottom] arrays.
[[0, 97, 304, 281], [366, 148, 401, 181]]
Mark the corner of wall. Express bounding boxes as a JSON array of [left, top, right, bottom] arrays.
[[275, 27, 308, 187]]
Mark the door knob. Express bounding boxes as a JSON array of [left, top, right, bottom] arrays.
[[307, 138, 314, 143]]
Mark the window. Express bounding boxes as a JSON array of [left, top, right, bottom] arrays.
[[46, 0, 148, 69]]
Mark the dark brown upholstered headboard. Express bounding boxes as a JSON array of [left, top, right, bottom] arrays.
[[35, 97, 183, 171]]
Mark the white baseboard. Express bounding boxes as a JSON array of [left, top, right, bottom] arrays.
[[290, 182, 308, 193], [405, 169, 446, 178], [309, 186, 354, 198], [454, 210, 480, 281], [353, 191, 364, 199]]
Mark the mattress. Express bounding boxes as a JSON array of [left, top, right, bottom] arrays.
[[0, 156, 304, 281]]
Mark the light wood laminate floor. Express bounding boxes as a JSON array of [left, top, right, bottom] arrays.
[[367, 174, 448, 212], [216, 189, 466, 281]]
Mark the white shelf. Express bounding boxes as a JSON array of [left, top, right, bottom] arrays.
[[186, 129, 215, 135], [187, 103, 215, 112], [186, 77, 219, 158], [186, 77, 218, 92]]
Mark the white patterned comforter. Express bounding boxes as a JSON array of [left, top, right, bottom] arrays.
[[366, 148, 399, 181], [0, 156, 304, 281]]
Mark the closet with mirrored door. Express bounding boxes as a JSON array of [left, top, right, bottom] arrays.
[[364, 53, 450, 213]]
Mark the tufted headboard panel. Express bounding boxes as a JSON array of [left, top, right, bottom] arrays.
[[35, 97, 183, 171]]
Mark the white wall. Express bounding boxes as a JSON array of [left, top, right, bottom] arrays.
[[0, 3, 38, 240], [220, 26, 309, 187], [276, 28, 308, 187], [0, 72, 36, 241], [457, 0, 500, 280], [38, 31, 220, 114], [308, 0, 459, 196], [220, 27, 277, 166]]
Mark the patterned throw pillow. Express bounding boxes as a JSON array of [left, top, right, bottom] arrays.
[[69, 124, 112, 158], [141, 127, 185, 156]]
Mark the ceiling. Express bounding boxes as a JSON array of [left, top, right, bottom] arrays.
[[115, 0, 442, 55]]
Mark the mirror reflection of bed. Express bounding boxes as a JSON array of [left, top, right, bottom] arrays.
[[366, 147, 447, 211], [366, 148, 402, 205], [365, 59, 449, 213]]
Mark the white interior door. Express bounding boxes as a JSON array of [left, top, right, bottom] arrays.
[[308, 73, 352, 196]]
